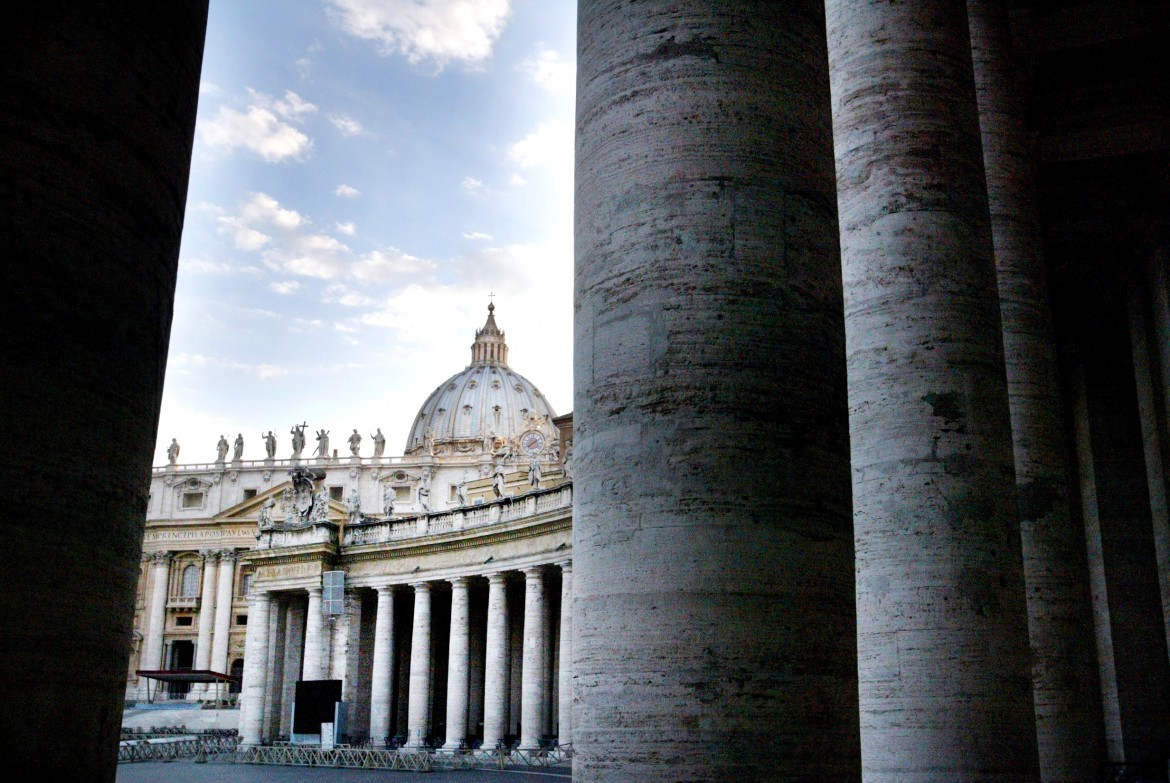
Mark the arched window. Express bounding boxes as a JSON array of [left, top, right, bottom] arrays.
[[180, 564, 200, 597]]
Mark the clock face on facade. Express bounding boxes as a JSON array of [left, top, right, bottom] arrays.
[[520, 430, 545, 456]]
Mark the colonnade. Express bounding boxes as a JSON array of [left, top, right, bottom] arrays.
[[139, 549, 238, 695], [239, 561, 572, 751]]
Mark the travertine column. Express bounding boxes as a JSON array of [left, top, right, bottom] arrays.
[[330, 592, 362, 734], [575, 2, 860, 780], [966, 2, 1103, 779], [369, 586, 396, 747], [142, 551, 172, 671], [557, 561, 572, 745], [443, 577, 471, 750], [405, 582, 432, 749], [519, 568, 546, 750], [826, 2, 1040, 780], [239, 591, 272, 746], [263, 598, 287, 739], [192, 550, 218, 696], [280, 598, 305, 735], [302, 586, 325, 680], [482, 572, 509, 748], [0, 5, 207, 779], [210, 550, 236, 678]]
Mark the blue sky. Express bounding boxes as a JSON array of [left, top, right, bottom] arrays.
[[156, 0, 576, 465]]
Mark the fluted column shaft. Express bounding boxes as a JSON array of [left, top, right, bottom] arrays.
[[369, 586, 396, 747], [826, 2, 1040, 780], [520, 568, 546, 750], [192, 551, 218, 693], [210, 551, 236, 676], [575, 2, 860, 780], [557, 561, 572, 745], [142, 552, 172, 671], [405, 582, 432, 749], [443, 577, 471, 749], [239, 591, 272, 746], [302, 587, 325, 680], [966, 2, 1103, 779], [482, 572, 509, 748]]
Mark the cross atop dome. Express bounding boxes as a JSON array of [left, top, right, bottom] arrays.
[[471, 300, 508, 366]]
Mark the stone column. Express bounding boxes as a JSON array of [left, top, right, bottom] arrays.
[[239, 591, 272, 746], [369, 586, 396, 747], [0, 4, 207, 779], [210, 550, 236, 678], [826, 2, 1040, 780], [280, 598, 306, 736], [482, 572, 509, 749], [192, 550, 218, 697], [519, 568, 546, 750], [142, 551, 172, 671], [575, 2, 859, 780], [557, 561, 572, 746], [263, 598, 287, 740], [966, 2, 1104, 779], [302, 586, 325, 680], [405, 581, 432, 749], [443, 577, 471, 750]]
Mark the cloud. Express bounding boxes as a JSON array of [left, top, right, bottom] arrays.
[[270, 280, 301, 294], [172, 352, 291, 381], [329, 114, 367, 136], [216, 192, 305, 249], [336, 221, 357, 236], [183, 259, 237, 275], [521, 48, 575, 96], [335, 184, 361, 197], [460, 176, 485, 194], [352, 248, 436, 282], [508, 173, 527, 186], [461, 231, 492, 241], [200, 90, 317, 162], [324, 284, 377, 308], [200, 81, 220, 95], [326, 0, 511, 68], [507, 119, 569, 170]]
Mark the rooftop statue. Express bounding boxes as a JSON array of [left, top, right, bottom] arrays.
[[348, 429, 361, 456], [232, 433, 244, 461], [167, 438, 180, 465], [263, 430, 276, 459], [371, 428, 385, 458], [315, 428, 330, 459], [215, 435, 229, 463], [290, 422, 306, 459]]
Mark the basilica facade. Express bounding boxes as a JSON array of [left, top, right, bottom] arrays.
[[129, 306, 575, 750]]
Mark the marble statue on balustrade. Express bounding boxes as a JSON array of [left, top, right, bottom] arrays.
[[290, 423, 306, 459], [216, 435, 229, 463], [345, 489, 361, 524], [167, 438, 180, 465], [382, 487, 394, 518], [456, 480, 469, 507], [418, 479, 430, 513], [528, 455, 542, 488], [561, 443, 573, 480], [371, 428, 385, 458], [232, 433, 244, 462], [493, 464, 507, 498], [315, 429, 330, 460], [348, 429, 361, 456], [263, 430, 276, 460]]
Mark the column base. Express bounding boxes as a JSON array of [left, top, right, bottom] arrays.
[[440, 739, 465, 752]]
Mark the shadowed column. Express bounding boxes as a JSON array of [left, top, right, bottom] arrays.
[[370, 586, 396, 746], [826, 1, 1040, 780], [966, 2, 1104, 779], [240, 591, 272, 746], [0, 5, 206, 778], [482, 572, 510, 748], [443, 577, 471, 750], [405, 582, 432, 749], [519, 568, 546, 751], [574, 1, 860, 779]]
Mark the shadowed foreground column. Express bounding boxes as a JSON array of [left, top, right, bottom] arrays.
[[967, 2, 1103, 779], [0, 4, 206, 781], [574, 2, 860, 780], [826, 1, 1040, 781]]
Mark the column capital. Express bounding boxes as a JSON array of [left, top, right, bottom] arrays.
[[217, 548, 237, 563], [412, 580, 432, 594], [524, 565, 544, 581], [449, 575, 470, 589], [306, 586, 322, 597], [486, 571, 508, 586], [198, 548, 217, 560], [375, 584, 395, 597], [148, 550, 172, 566], [556, 559, 572, 573]]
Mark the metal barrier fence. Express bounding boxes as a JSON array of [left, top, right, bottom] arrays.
[[222, 743, 571, 771], [118, 735, 240, 763]]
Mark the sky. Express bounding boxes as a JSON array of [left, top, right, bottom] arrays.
[[154, 0, 577, 466]]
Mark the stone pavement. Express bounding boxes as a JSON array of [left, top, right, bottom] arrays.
[[116, 761, 569, 782]]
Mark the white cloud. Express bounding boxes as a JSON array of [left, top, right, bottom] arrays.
[[200, 95, 315, 163], [324, 284, 376, 308], [248, 88, 318, 121], [460, 176, 485, 194], [326, 0, 511, 68], [461, 231, 492, 241], [507, 119, 570, 170], [329, 114, 367, 136], [270, 280, 301, 294], [274, 233, 351, 279], [352, 248, 436, 282], [336, 221, 357, 236], [508, 173, 527, 186], [335, 184, 361, 198], [173, 352, 291, 381], [521, 48, 575, 96], [241, 192, 305, 229], [182, 259, 236, 275], [200, 81, 220, 95]]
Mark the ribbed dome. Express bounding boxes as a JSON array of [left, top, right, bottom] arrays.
[[404, 304, 557, 456]]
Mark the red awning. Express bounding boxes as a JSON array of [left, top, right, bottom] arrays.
[[135, 669, 240, 684]]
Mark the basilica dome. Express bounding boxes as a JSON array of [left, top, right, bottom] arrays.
[[403, 303, 557, 456]]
